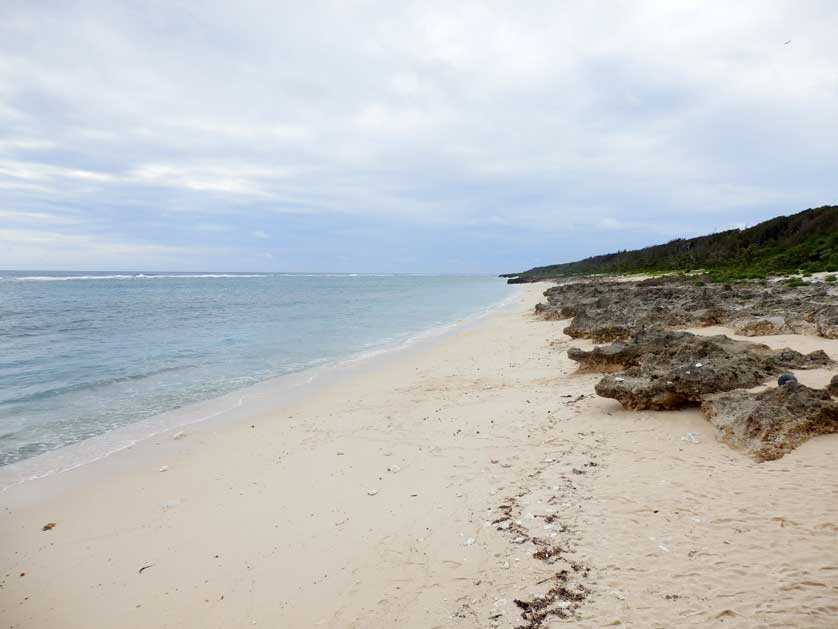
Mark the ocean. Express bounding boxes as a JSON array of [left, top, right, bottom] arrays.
[[0, 272, 514, 470]]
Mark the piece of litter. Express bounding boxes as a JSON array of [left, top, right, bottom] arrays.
[[158, 465, 169, 472], [681, 432, 700, 444], [42, 522, 56, 532], [658, 544, 670, 552], [695, 362, 703, 368], [162, 499, 180, 509], [614, 377, 624, 382], [464, 537, 476, 546], [138, 564, 154, 574], [387, 464, 401, 473], [367, 489, 378, 496], [172, 431, 186, 440]]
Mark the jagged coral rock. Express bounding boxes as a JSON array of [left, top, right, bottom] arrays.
[[533, 276, 838, 341], [702, 382, 838, 460], [568, 330, 831, 410]]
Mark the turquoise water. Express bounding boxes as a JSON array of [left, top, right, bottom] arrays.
[[0, 272, 513, 467]]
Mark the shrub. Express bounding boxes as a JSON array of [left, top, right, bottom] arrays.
[[785, 278, 809, 287]]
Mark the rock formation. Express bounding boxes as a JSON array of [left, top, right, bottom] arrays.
[[567, 330, 831, 410], [702, 382, 838, 460], [534, 276, 838, 341]]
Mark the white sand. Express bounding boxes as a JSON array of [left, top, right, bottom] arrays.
[[2, 284, 838, 628]]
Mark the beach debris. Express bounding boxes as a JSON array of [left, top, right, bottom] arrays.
[[172, 431, 187, 440], [451, 602, 478, 621], [464, 537, 476, 546], [513, 569, 589, 628], [138, 564, 154, 574], [42, 522, 56, 531], [681, 432, 700, 444], [387, 464, 401, 473], [336, 451, 345, 456], [162, 499, 180, 509], [158, 465, 169, 472], [777, 373, 798, 386], [702, 381, 838, 460], [366, 489, 378, 496]]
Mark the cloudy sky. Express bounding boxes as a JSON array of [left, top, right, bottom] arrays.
[[1, 1, 836, 272]]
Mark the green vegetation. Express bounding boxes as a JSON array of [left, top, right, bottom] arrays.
[[505, 206, 838, 282], [826, 274, 837, 283], [785, 277, 810, 287]]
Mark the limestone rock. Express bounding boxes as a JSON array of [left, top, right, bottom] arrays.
[[702, 383, 838, 461]]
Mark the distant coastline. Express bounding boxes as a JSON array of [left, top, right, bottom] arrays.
[[505, 204, 838, 283]]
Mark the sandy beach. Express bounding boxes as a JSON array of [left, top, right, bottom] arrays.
[[2, 282, 838, 628]]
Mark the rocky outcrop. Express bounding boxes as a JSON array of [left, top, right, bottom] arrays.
[[702, 382, 838, 461], [533, 276, 838, 341], [568, 330, 832, 410], [534, 302, 564, 320], [813, 305, 838, 339]]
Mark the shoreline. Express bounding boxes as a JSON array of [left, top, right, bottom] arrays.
[[0, 285, 520, 494], [3, 281, 838, 628]]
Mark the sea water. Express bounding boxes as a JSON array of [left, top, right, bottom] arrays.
[[0, 272, 513, 469]]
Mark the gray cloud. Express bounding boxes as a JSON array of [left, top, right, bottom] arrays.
[[1, 1, 837, 271]]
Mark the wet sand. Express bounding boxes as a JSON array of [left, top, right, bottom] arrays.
[[2, 283, 837, 628]]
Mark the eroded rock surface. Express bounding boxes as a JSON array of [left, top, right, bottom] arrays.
[[534, 276, 838, 340], [702, 382, 838, 460], [568, 330, 831, 410]]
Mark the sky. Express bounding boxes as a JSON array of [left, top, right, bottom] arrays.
[[1, 1, 837, 273]]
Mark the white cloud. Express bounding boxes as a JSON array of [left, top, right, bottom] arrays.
[[196, 223, 230, 233], [0, 1, 836, 270], [0, 209, 81, 225]]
